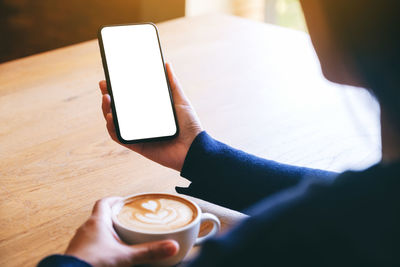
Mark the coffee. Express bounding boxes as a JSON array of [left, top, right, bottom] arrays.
[[117, 194, 198, 232], [113, 193, 221, 266]]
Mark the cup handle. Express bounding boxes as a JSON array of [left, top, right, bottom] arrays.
[[195, 213, 221, 245]]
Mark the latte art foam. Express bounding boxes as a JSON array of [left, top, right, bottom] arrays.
[[117, 195, 197, 232]]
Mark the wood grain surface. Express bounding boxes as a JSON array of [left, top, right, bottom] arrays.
[[0, 15, 380, 267]]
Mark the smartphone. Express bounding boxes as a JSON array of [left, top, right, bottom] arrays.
[[98, 23, 178, 144]]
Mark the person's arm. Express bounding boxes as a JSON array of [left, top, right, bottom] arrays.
[[177, 131, 336, 212], [183, 180, 329, 267], [183, 167, 384, 267]]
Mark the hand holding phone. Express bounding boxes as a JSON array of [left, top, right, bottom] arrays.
[[99, 63, 203, 172], [98, 23, 203, 171]]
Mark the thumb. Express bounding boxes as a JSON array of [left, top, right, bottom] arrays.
[[129, 240, 179, 265]]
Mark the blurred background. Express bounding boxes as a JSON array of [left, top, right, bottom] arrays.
[[0, 0, 305, 63]]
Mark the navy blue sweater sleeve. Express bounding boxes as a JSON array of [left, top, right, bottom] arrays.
[[184, 163, 400, 266], [177, 131, 336, 211], [37, 255, 91, 267]]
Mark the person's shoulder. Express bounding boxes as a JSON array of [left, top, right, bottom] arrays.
[[246, 160, 400, 236], [300, 161, 400, 210], [328, 161, 400, 199]]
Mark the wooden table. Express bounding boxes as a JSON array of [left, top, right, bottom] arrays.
[[0, 15, 381, 267]]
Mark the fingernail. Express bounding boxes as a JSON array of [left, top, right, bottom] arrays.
[[161, 241, 178, 257]]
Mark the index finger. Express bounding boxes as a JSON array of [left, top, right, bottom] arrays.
[[99, 80, 108, 95], [92, 196, 123, 218]]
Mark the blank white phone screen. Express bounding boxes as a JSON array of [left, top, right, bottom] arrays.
[[101, 24, 176, 141]]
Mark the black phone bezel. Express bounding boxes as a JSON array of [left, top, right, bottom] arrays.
[[97, 22, 179, 144]]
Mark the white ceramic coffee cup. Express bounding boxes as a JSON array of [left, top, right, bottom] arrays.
[[112, 193, 221, 266]]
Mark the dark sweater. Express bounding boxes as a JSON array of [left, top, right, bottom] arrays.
[[39, 131, 400, 267]]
